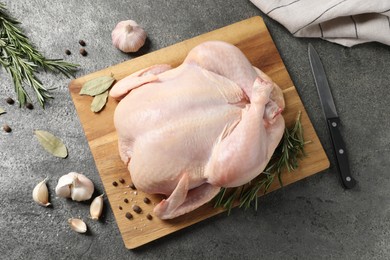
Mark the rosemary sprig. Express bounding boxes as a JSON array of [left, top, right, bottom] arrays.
[[214, 111, 308, 213], [0, 3, 78, 107]]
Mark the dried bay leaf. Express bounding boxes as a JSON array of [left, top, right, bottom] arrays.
[[0, 107, 5, 115], [91, 90, 109, 113], [79, 75, 115, 96], [34, 130, 68, 158]]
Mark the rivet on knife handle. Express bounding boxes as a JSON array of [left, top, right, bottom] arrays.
[[327, 118, 356, 189]]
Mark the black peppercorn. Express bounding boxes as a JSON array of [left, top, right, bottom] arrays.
[[6, 97, 14, 105], [119, 206, 123, 210], [79, 40, 86, 46], [129, 183, 136, 190], [143, 197, 151, 204], [80, 48, 87, 56], [124, 198, 129, 203], [146, 214, 153, 220], [132, 205, 142, 214], [125, 212, 133, 220], [119, 178, 125, 184], [3, 124, 12, 133], [65, 49, 71, 55], [26, 102, 34, 110], [112, 181, 118, 187]]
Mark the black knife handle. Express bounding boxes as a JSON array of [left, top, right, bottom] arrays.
[[327, 117, 357, 189]]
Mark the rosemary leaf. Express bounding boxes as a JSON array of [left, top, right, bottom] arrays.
[[213, 187, 226, 208], [0, 3, 79, 107]]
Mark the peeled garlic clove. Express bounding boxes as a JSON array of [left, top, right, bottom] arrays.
[[68, 218, 87, 233], [112, 20, 147, 53], [55, 173, 75, 198], [32, 178, 51, 207], [90, 194, 104, 220], [70, 173, 94, 202]]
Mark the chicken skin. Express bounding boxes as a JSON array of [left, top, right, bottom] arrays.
[[110, 41, 285, 219]]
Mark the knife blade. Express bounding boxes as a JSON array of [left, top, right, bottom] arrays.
[[308, 43, 356, 189]]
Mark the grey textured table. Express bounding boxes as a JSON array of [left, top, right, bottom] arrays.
[[1, 1, 389, 259]]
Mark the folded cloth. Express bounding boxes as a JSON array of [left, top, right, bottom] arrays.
[[250, 0, 390, 47]]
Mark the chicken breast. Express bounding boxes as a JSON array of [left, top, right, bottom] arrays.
[[110, 41, 285, 219]]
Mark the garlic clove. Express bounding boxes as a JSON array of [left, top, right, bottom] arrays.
[[55, 173, 75, 198], [68, 218, 87, 233], [90, 194, 104, 220], [112, 20, 147, 53], [32, 177, 51, 207], [55, 172, 94, 202], [70, 173, 94, 202]]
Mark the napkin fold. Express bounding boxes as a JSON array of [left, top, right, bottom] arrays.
[[250, 0, 390, 47]]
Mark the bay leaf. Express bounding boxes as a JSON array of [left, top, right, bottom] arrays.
[[79, 75, 115, 96], [0, 107, 5, 115], [34, 130, 68, 158], [91, 90, 109, 113]]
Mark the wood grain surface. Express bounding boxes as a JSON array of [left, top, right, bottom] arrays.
[[68, 16, 329, 249]]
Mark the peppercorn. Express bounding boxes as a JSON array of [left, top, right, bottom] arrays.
[[79, 48, 87, 56], [3, 124, 12, 133], [146, 214, 153, 220], [125, 212, 133, 220], [124, 198, 129, 203], [79, 40, 86, 46], [6, 97, 14, 105], [129, 183, 136, 190], [65, 49, 71, 55], [132, 205, 142, 214], [119, 206, 123, 210], [112, 181, 118, 187], [26, 102, 34, 110], [119, 178, 125, 184], [143, 197, 151, 204]]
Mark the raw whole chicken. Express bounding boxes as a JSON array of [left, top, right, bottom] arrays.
[[110, 41, 285, 219]]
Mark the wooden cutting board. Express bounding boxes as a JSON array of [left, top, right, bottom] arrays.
[[68, 16, 329, 249]]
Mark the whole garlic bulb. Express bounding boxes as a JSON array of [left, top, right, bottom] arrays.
[[55, 172, 94, 202], [112, 20, 147, 53]]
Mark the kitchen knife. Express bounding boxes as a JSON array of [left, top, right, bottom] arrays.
[[308, 44, 356, 189]]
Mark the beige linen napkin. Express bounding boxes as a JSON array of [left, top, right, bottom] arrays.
[[250, 0, 390, 47]]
